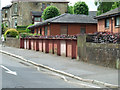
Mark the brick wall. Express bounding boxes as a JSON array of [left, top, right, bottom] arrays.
[[38, 23, 97, 35], [98, 16, 120, 33]]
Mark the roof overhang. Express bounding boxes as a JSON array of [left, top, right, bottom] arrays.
[[95, 13, 120, 20]]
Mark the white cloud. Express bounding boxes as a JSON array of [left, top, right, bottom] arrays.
[[1, 0, 12, 8]]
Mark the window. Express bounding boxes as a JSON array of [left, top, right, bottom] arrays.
[[47, 3, 50, 7], [14, 3, 18, 14], [105, 18, 109, 28], [40, 28, 42, 35], [115, 16, 120, 26], [5, 11, 7, 18], [36, 28, 38, 34], [14, 19, 17, 28], [80, 28, 86, 34], [61, 25, 68, 35], [42, 3, 46, 10], [34, 17, 41, 22], [45, 26, 48, 35]]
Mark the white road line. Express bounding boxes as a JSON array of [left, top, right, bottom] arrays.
[[0, 65, 17, 76]]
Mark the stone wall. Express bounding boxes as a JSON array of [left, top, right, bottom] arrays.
[[5, 38, 20, 48], [77, 35, 120, 69]]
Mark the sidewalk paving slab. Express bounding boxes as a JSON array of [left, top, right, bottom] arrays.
[[0, 46, 119, 86]]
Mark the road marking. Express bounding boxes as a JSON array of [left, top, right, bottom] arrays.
[[0, 65, 17, 76]]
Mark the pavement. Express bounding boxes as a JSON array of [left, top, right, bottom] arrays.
[[0, 45, 119, 87]]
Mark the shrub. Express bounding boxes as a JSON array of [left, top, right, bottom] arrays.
[[17, 26, 28, 33], [4, 29, 19, 38], [26, 24, 34, 33], [42, 6, 60, 20], [86, 32, 120, 44]]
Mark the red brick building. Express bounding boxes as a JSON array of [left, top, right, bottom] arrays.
[[28, 13, 97, 36], [95, 7, 120, 33]]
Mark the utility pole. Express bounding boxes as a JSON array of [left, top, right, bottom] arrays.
[[0, 0, 1, 38]]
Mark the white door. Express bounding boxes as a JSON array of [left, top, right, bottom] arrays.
[[60, 40, 66, 56]]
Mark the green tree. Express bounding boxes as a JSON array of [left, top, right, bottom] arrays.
[[95, 2, 114, 15], [42, 6, 60, 20], [112, 1, 120, 9], [67, 5, 74, 14], [74, 1, 89, 15]]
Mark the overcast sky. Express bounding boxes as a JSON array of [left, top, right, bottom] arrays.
[[1, 0, 97, 11]]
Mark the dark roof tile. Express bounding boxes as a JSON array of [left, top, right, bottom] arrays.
[[29, 13, 97, 29]]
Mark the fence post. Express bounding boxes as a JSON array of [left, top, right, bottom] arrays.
[[66, 40, 68, 57], [22, 38, 24, 48], [72, 40, 77, 59], [42, 39, 43, 52], [29, 38, 31, 50], [33, 38, 35, 50], [52, 40, 54, 54], [77, 35, 87, 61], [57, 40, 61, 56], [36, 38, 39, 51], [45, 39, 49, 53], [20, 38, 22, 48]]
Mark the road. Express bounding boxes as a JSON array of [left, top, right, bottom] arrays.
[[1, 53, 86, 88]]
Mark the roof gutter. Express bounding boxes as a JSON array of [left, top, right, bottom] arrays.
[[94, 12, 120, 20]]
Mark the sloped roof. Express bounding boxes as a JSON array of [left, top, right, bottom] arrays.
[[2, 4, 12, 9], [28, 13, 97, 29], [31, 11, 43, 16], [95, 7, 120, 19], [12, 0, 69, 3]]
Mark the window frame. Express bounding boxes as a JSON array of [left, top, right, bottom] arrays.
[[14, 18, 17, 28], [115, 16, 120, 27], [5, 10, 8, 18], [14, 3, 18, 14], [105, 18, 109, 28], [40, 28, 42, 35], [44, 26, 48, 36], [42, 3, 46, 11], [34, 17, 41, 22], [60, 25, 68, 35]]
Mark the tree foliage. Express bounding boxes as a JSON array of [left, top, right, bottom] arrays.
[[112, 1, 120, 9], [67, 5, 74, 14], [26, 24, 34, 33], [42, 6, 60, 20], [74, 1, 89, 15], [95, 2, 114, 15]]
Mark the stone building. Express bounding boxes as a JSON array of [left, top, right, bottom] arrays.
[[2, 5, 12, 28], [2, 0, 69, 28]]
